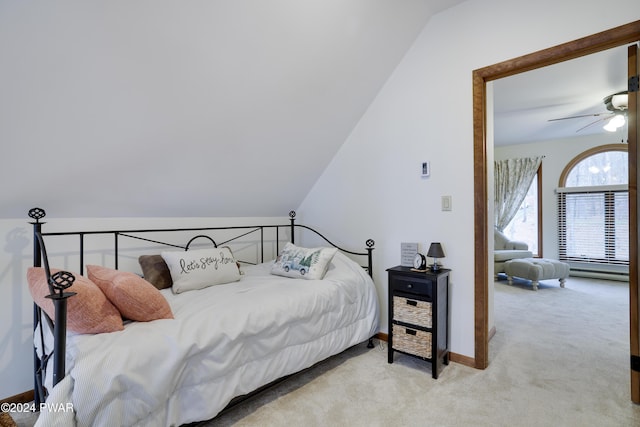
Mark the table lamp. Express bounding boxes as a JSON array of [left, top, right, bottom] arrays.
[[427, 242, 445, 271]]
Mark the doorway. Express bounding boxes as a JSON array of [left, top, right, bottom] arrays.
[[472, 20, 640, 402]]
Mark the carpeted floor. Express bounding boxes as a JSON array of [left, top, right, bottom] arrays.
[[10, 276, 640, 426], [206, 276, 640, 427]]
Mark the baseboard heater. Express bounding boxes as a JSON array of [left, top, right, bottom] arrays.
[[569, 268, 629, 282]]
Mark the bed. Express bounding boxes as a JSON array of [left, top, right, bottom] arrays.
[[26, 208, 379, 426]]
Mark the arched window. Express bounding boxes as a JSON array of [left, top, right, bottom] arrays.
[[557, 144, 628, 267]]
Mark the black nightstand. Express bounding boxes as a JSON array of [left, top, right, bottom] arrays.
[[387, 266, 450, 379]]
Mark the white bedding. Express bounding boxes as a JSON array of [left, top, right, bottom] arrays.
[[35, 252, 379, 427]]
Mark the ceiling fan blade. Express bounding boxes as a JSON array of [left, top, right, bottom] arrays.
[[548, 112, 610, 122], [575, 116, 611, 133]]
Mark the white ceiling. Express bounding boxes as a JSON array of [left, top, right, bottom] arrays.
[[0, 0, 467, 219], [493, 45, 630, 146]]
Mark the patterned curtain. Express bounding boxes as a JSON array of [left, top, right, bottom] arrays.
[[494, 156, 543, 231]]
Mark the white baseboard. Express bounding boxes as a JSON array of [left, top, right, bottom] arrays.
[[569, 269, 629, 282]]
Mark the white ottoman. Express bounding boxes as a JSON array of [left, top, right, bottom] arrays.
[[504, 258, 570, 291]]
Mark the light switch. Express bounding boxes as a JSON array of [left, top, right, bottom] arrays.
[[441, 195, 452, 211]]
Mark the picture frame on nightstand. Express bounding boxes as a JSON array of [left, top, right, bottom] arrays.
[[400, 242, 419, 267]]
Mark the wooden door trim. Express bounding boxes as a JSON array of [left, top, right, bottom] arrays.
[[628, 42, 639, 404], [472, 20, 640, 377]]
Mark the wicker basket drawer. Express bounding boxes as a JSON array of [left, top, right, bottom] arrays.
[[392, 324, 432, 359], [393, 295, 432, 328]]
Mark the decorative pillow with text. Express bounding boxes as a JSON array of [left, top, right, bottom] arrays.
[[161, 247, 241, 294]]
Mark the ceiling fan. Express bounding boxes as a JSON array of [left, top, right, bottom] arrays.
[[548, 91, 628, 133]]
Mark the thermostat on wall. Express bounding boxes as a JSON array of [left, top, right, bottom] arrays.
[[421, 161, 430, 177]]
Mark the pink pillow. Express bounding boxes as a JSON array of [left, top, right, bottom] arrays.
[[27, 267, 124, 334], [86, 265, 174, 322]]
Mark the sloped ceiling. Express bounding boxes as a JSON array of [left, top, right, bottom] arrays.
[[0, 0, 466, 219]]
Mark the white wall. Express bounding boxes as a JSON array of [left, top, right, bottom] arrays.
[[3, 0, 639, 398], [0, 219, 34, 399], [0, 214, 287, 398], [298, 0, 640, 359]]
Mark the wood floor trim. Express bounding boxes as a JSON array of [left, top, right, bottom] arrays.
[[0, 390, 34, 405], [375, 332, 388, 342], [448, 352, 475, 368]]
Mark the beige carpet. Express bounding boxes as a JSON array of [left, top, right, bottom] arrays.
[[11, 277, 640, 426], [206, 276, 640, 427]]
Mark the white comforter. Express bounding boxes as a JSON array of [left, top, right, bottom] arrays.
[[35, 252, 379, 427]]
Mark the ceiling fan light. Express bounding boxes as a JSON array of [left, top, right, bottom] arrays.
[[603, 120, 617, 132], [603, 114, 625, 132], [611, 93, 628, 110], [611, 114, 625, 127]]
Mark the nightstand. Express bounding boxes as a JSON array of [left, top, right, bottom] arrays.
[[387, 266, 450, 379]]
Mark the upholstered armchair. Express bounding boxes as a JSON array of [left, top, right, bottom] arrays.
[[494, 228, 533, 274]]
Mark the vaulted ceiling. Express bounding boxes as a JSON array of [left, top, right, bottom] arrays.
[[0, 0, 466, 218]]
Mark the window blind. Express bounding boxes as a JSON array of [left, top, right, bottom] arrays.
[[557, 188, 629, 265]]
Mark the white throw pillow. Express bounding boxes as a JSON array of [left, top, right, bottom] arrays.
[[161, 247, 240, 294], [271, 242, 338, 280]]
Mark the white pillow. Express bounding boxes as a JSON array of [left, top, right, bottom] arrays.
[[271, 242, 338, 280], [161, 247, 240, 294]]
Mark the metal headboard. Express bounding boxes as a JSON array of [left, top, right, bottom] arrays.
[[28, 207, 375, 405]]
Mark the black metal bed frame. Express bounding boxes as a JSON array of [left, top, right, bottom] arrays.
[[28, 207, 375, 406]]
